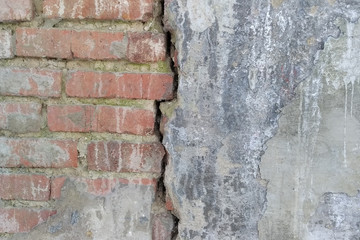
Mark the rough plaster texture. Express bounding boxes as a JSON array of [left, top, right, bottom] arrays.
[[163, 0, 360, 239], [259, 19, 360, 240]]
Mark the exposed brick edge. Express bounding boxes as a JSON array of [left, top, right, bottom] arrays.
[[152, 1, 180, 238]]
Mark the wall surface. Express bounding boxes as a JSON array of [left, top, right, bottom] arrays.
[[163, 0, 360, 239], [1, 0, 360, 239], [0, 0, 175, 239], [259, 19, 360, 240]]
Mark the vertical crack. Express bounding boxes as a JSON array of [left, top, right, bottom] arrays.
[[152, 0, 180, 239]]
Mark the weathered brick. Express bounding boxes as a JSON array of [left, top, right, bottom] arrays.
[[50, 177, 67, 199], [81, 178, 119, 196], [0, 208, 56, 233], [16, 28, 166, 62], [165, 194, 174, 211], [71, 30, 126, 60], [43, 0, 154, 21], [47, 105, 94, 132], [81, 178, 157, 196], [96, 105, 155, 135], [0, 0, 33, 22], [48, 105, 155, 135], [0, 68, 61, 97], [0, 138, 78, 168], [51, 177, 157, 198], [127, 32, 166, 63], [87, 141, 164, 173], [16, 28, 72, 59], [172, 49, 179, 67], [33, 177, 156, 238], [0, 30, 14, 58], [152, 212, 175, 240], [0, 102, 42, 133], [0, 174, 50, 201], [66, 71, 174, 100], [160, 115, 169, 136]]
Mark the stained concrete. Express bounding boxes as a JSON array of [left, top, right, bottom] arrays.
[[259, 19, 360, 240], [163, 0, 360, 239]]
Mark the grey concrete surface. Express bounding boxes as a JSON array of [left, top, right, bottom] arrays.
[[162, 0, 360, 239]]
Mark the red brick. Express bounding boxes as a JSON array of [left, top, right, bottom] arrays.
[[82, 178, 119, 196], [0, 208, 56, 233], [47, 105, 95, 132], [50, 177, 67, 199], [0, 102, 42, 133], [71, 30, 126, 60], [165, 194, 174, 211], [0, 30, 14, 58], [94, 105, 155, 135], [16, 28, 72, 59], [0, 174, 50, 201], [48, 105, 155, 135], [0, 68, 61, 97], [0, 138, 78, 168], [127, 32, 166, 63], [160, 115, 169, 136], [16, 28, 167, 62], [43, 0, 154, 21], [152, 212, 174, 240], [0, 0, 33, 22], [87, 141, 164, 173], [66, 71, 174, 100]]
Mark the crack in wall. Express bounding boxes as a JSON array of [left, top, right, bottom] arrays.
[[153, 0, 180, 238]]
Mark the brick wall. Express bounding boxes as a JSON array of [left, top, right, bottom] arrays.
[[0, 0, 174, 239]]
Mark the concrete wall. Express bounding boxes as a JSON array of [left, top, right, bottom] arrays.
[[259, 19, 360, 240], [163, 0, 360, 239]]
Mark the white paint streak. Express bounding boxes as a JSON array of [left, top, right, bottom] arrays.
[[129, 144, 141, 171], [140, 75, 145, 98], [94, 142, 99, 168], [58, 0, 65, 16], [117, 144, 123, 172], [260, 20, 360, 240], [0, 210, 19, 232], [104, 142, 110, 170], [116, 107, 121, 134], [30, 179, 49, 199], [72, 0, 85, 18]]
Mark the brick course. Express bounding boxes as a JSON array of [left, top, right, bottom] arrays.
[[43, 0, 154, 21], [0, 174, 50, 201], [87, 141, 165, 173], [16, 28, 166, 62], [66, 71, 174, 100], [0, 138, 78, 168], [47, 104, 155, 135]]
